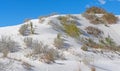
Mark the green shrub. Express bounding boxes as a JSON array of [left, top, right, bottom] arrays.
[[58, 16, 81, 38], [63, 23, 81, 37]]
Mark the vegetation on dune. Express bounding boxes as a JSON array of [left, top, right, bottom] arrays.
[[83, 6, 118, 24]]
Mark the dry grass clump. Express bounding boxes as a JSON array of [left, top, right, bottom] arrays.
[[85, 26, 103, 37], [85, 6, 106, 14], [91, 67, 96, 71], [54, 34, 64, 49], [102, 13, 118, 24], [19, 22, 34, 36], [24, 37, 33, 48], [0, 36, 19, 57], [25, 39, 63, 64]]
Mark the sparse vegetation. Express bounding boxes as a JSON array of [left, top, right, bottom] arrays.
[[19, 24, 30, 36], [102, 13, 118, 24], [99, 36, 118, 51], [83, 6, 118, 24], [58, 16, 81, 38], [63, 23, 81, 37], [83, 38, 103, 49], [24, 37, 33, 48], [54, 34, 64, 49], [81, 45, 88, 51], [58, 16, 69, 24], [0, 36, 19, 57], [85, 26, 103, 37], [91, 67, 96, 71], [85, 6, 106, 14], [19, 22, 34, 36]]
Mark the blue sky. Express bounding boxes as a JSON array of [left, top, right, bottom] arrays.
[[0, 0, 120, 27]]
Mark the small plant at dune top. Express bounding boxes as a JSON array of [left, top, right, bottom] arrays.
[[85, 6, 106, 14], [85, 26, 103, 37], [0, 36, 19, 57], [58, 16, 69, 24], [24, 18, 31, 23], [54, 34, 64, 49], [39, 16, 45, 23], [102, 13, 118, 24]]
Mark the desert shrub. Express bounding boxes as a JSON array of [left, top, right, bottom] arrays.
[[84, 38, 102, 48], [102, 13, 118, 24], [31, 41, 61, 63], [81, 45, 88, 51], [58, 16, 81, 38], [54, 34, 64, 49], [24, 37, 33, 48], [25, 40, 63, 64], [100, 36, 116, 48], [85, 6, 106, 14], [85, 26, 103, 37], [32, 41, 48, 54], [63, 23, 81, 37], [43, 49, 55, 64], [19, 22, 34, 36], [0, 36, 19, 57], [19, 24, 30, 36]]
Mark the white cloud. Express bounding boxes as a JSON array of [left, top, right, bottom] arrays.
[[98, 0, 106, 4]]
